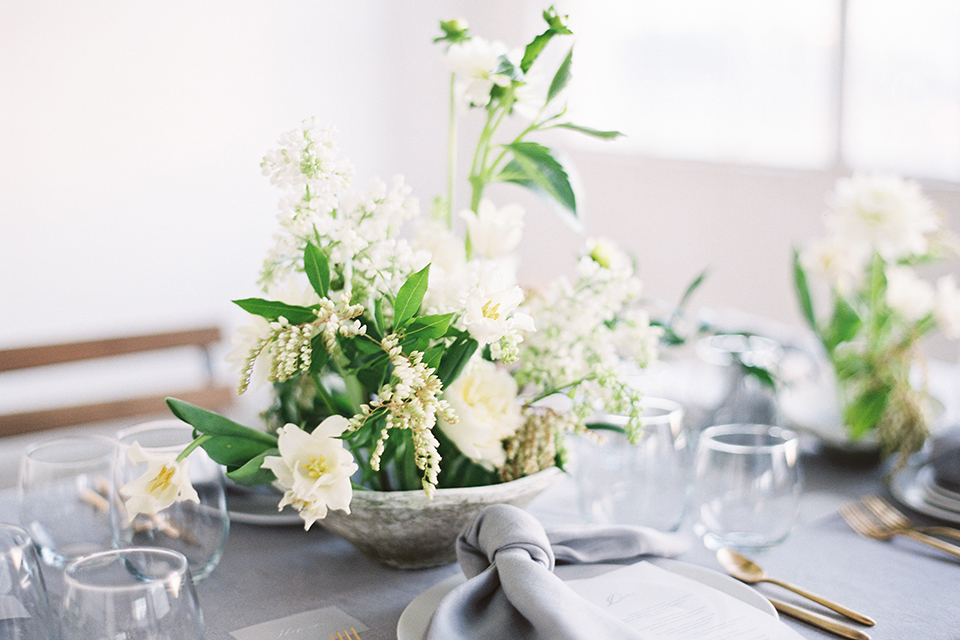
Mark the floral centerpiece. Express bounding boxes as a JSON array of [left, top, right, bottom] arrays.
[[793, 173, 960, 466], [120, 8, 662, 542]]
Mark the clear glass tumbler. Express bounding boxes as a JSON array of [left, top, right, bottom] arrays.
[[575, 398, 691, 531], [694, 423, 802, 550], [112, 420, 229, 581], [60, 547, 204, 640], [18, 435, 117, 568], [0, 523, 59, 640]]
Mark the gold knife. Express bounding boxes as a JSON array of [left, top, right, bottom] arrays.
[[768, 597, 872, 640]]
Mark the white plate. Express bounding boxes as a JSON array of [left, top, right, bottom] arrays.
[[225, 484, 302, 526], [396, 557, 776, 640], [890, 463, 960, 525]]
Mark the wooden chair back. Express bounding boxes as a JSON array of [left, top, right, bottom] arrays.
[[0, 327, 234, 438]]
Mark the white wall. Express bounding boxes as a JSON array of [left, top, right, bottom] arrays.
[[3, 1, 958, 378]]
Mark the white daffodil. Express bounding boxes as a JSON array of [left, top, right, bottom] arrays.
[[439, 358, 523, 466], [262, 418, 358, 530], [460, 199, 524, 260], [120, 443, 199, 524], [935, 274, 960, 339], [443, 36, 513, 107], [885, 266, 936, 322], [462, 266, 535, 346]]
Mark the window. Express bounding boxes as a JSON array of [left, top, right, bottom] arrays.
[[564, 0, 960, 181]]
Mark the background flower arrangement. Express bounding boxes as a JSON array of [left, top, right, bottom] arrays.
[[124, 8, 663, 531], [794, 173, 960, 466]]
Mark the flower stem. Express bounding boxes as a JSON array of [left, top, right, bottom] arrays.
[[175, 434, 213, 463], [445, 71, 457, 226]]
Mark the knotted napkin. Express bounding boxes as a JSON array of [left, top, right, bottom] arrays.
[[425, 504, 689, 640]]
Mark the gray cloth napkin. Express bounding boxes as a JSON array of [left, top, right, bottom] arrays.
[[425, 504, 689, 640]]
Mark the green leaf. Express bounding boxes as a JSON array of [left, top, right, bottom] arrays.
[[520, 6, 572, 73], [308, 334, 331, 373], [393, 264, 430, 328], [552, 122, 623, 140], [233, 298, 317, 325], [225, 450, 279, 486], [200, 435, 274, 468], [678, 268, 708, 309], [823, 296, 861, 352], [499, 141, 577, 222], [166, 398, 277, 447], [403, 313, 454, 341], [547, 47, 573, 103], [303, 243, 330, 298], [435, 335, 479, 385], [792, 248, 817, 331], [844, 386, 891, 438]]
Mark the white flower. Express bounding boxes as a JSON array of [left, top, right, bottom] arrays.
[[262, 418, 358, 530], [825, 173, 941, 262], [935, 274, 960, 339], [462, 266, 535, 346], [119, 444, 199, 524], [885, 266, 936, 323], [439, 358, 523, 466], [800, 236, 867, 294], [443, 36, 513, 107], [460, 199, 524, 259]]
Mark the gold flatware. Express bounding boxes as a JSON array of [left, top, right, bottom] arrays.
[[330, 629, 361, 640], [840, 498, 960, 560], [860, 494, 960, 542], [768, 597, 871, 640], [716, 548, 876, 626]]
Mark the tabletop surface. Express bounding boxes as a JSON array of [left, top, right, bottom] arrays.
[[4, 441, 958, 640]]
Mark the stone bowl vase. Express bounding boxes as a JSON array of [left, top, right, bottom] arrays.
[[320, 467, 562, 569]]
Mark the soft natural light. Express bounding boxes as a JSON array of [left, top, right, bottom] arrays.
[[567, 0, 838, 168], [566, 0, 960, 181], [843, 0, 960, 181]]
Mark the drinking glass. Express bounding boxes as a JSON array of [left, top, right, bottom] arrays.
[[60, 547, 204, 640], [18, 436, 117, 568], [697, 333, 781, 428], [694, 423, 802, 550], [112, 421, 229, 581], [0, 523, 59, 640], [575, 398, 691, 531]]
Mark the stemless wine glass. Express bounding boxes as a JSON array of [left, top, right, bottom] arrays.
[[18, 435, 117, 568], [575, 398, 691, 531], [61, 547, 204, 640], [112, 421, 229, 581], [0, 523, 59, 640], [694, 423, 802, 550]]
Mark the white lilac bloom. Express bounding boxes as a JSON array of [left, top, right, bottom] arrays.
[[443, 36, 513, 107], [885, 266, 936, 322], [262, 418, 358, 531], [120, 444, 199, 524], [460, 199, 524, 259], [825, 173, 942, 263], [439, 358, 523, 466], [935, 275, 960, 339], [462, 266, 536, 346]]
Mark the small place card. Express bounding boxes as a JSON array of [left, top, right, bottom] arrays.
[[566, 561, 804, 640], [230, 606, 367, 640]]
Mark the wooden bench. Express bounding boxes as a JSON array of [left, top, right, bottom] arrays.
[[0, 327, 234, 438]]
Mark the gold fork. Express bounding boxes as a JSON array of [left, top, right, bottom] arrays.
[[840, 498, 960, 559], [861, 495, 960, 542], [330, 628, 362, 640]]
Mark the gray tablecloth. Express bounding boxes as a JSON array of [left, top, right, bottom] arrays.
[[1, 443, 959, 639]]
